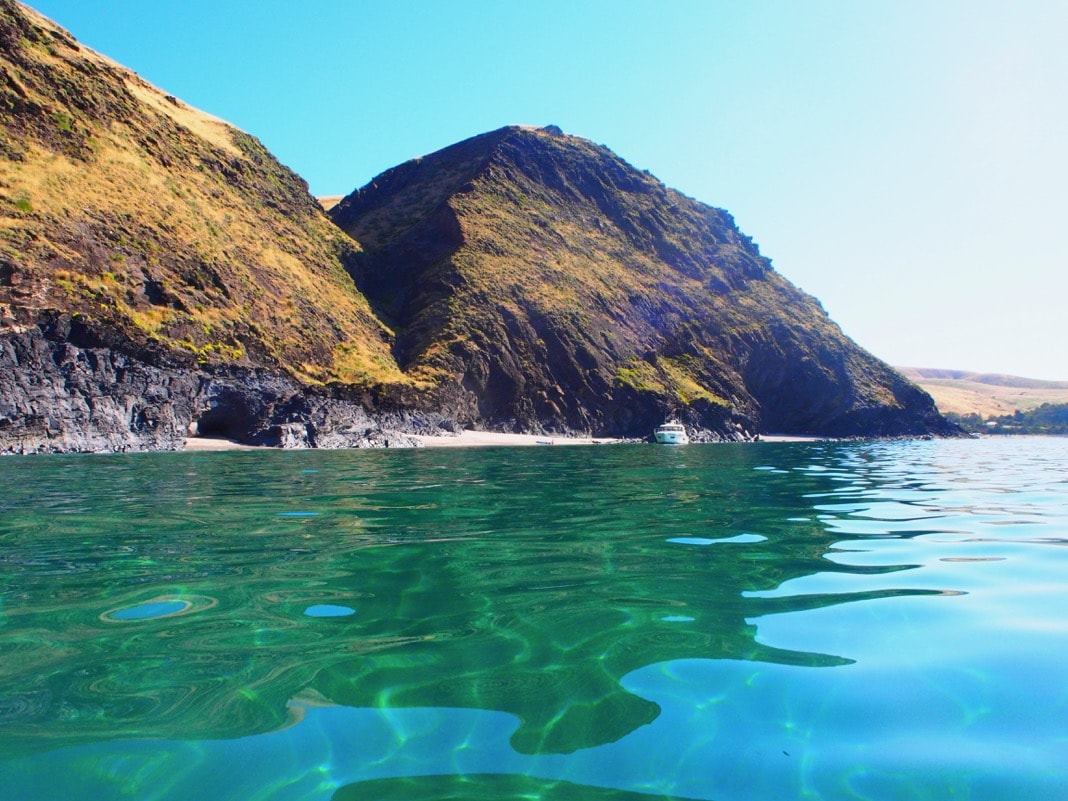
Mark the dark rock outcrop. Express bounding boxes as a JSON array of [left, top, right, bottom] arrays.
[[0, 323, 424, 454]]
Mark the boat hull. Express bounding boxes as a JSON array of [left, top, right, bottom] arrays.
[[654, 430, 690, 445]]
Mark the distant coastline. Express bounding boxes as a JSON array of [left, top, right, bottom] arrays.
[[899, 367, 1068, 418]]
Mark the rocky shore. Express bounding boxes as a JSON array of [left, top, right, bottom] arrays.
[[0, 325, 445, 455], [0, 323, 948, 455]]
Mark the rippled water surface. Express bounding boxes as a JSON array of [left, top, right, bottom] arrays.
[[1, 437, 1066, 800]]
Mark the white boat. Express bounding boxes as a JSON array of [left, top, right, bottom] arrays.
[[654, 421, 690, 444]]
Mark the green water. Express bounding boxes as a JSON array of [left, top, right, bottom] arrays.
[[1, 438, 1066, 800]]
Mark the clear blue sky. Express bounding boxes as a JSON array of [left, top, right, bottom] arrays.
[[29, 0, 1067, 380]]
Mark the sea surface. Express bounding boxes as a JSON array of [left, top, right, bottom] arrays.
[[0, 436, 1065, 800]]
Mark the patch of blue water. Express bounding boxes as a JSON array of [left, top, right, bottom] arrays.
[[303, 605, 355, 618], [107, 599, 190, 621], [666, 533, 767, 545], [7, 653, 1066, 801]]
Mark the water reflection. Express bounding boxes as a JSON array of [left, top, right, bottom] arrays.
[[0, 444, 914, 759], [2, 438, 1065, 800]]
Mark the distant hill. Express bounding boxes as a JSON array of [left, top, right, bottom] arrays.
[[332, 125, 955, 438], [898, 368, 1068, 417]]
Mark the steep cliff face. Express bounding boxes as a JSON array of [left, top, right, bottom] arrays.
[[332, 125, 955, 438], [0, 0, 400, 387]]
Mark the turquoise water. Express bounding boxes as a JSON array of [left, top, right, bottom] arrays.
[[1, 437, 1066, 800]]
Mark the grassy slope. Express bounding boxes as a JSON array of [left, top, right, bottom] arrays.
[[0, 1, 403, 387], [898, 368, 1068, 417], [335, 126, 942, 435]]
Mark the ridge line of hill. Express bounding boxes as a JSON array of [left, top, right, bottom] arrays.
[[899, 367, 1068, 390]]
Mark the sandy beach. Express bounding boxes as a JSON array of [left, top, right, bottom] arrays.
[[183, 430, 816, 451], [183, 431, 621, 451], [182, 437, 264, 451], [409, 430, 622, 448], [411, 431, 819, 446]]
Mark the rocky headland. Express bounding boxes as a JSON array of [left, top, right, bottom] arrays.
[[0, 1, 959, 453]]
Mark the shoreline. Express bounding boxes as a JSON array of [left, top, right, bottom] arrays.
[[183, 430, 821, 451], [182, 437, 263, 451], [410, 431, 623, 448]]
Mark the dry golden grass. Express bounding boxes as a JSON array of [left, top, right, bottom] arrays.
[[899, 368, 1068, 416], [1, 4, 408, 387], [19, 4, 241, 155], [123, 80, 242, 157]]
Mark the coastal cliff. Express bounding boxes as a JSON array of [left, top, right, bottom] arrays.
[[0, 0, 416, 451], [331, 125, 955, 439], [1, 2, 958, 452], [0, 320, 440, 454]]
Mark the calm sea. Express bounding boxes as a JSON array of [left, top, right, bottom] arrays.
[[1, 437, 1065, 800]]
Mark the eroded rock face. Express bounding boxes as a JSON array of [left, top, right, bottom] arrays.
[[0, 325, 426, 454], [0, 326, 194, 453]]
